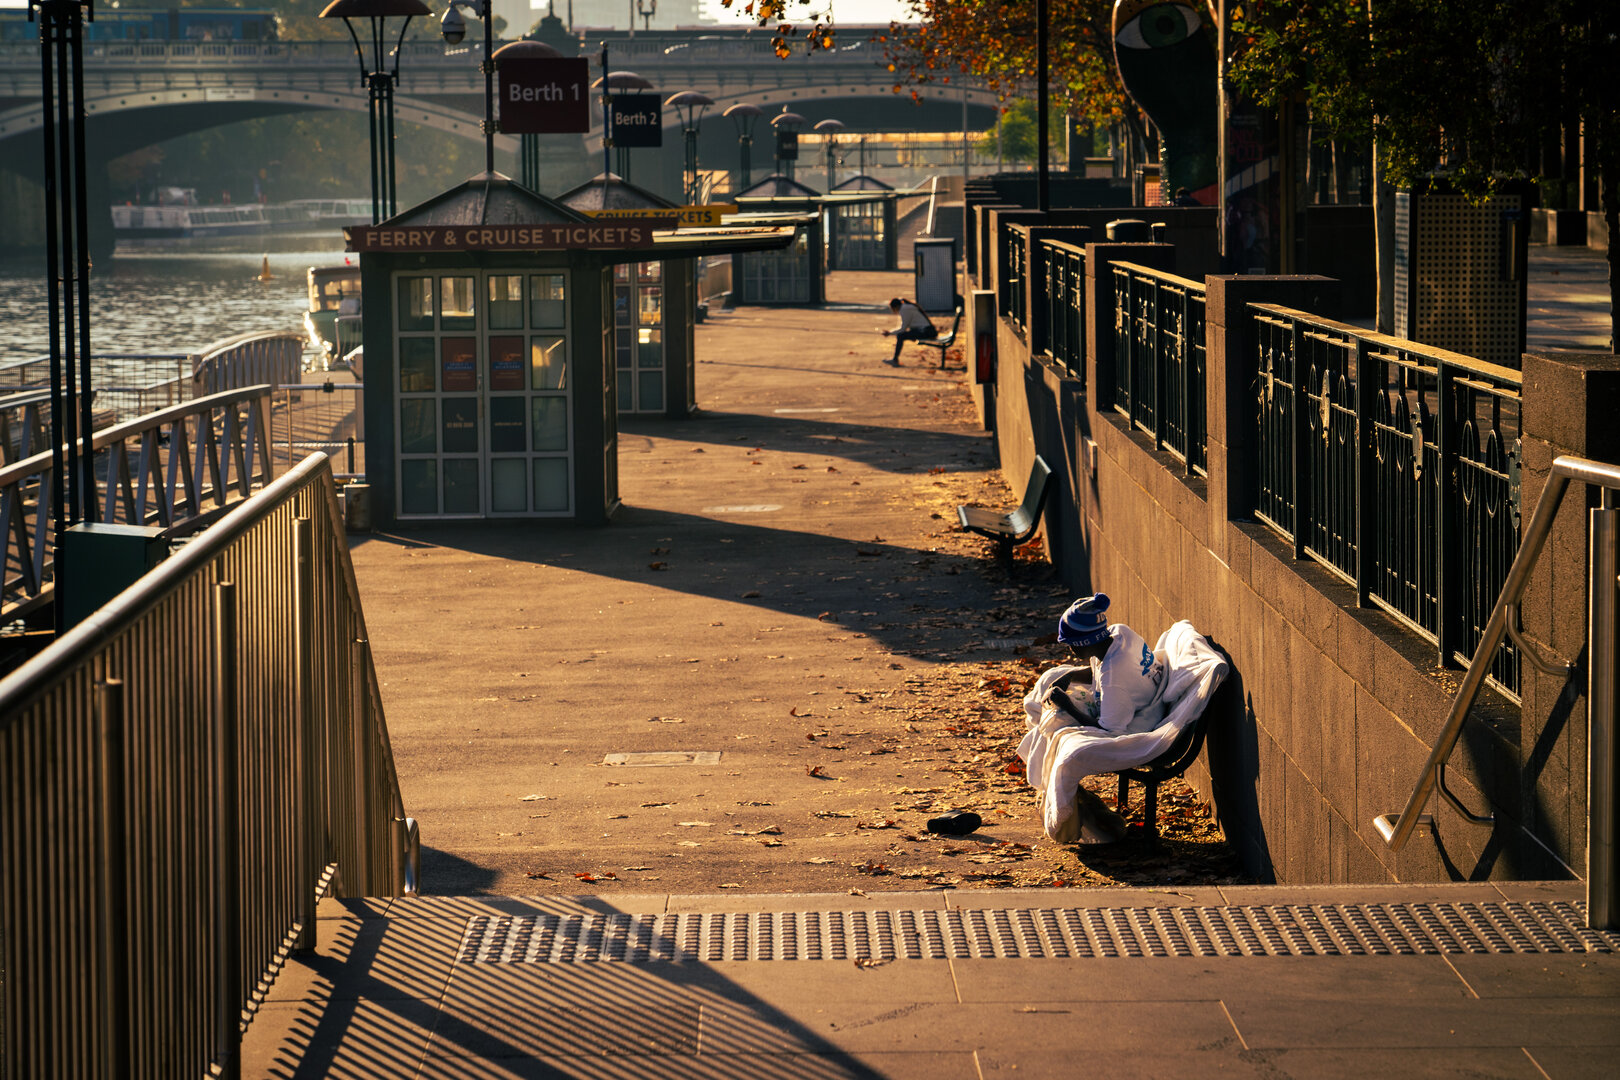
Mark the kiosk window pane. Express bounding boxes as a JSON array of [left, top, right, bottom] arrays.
[[529, 274, 566, 327], [441, 337, 477, 392], [638, 370, 663, 412], [488, 275, 524, 329], [443, 459, 480, 514], [617, 373, 633, 411], [442, 397, 479, 453], [637, 327, 662, 368], [399, 398, 436, 453], [638, 286, 662, 324], [489, 397, 526, 452], [398, 277, 434, 330], [399, 337, 435, 392], [401, 460, 437, 515], [614, 263, 630, 283], [530, 337, 566, 390], [613, 286, 631, 325], [489, 336, 525, 391], [533, 458, 569, 511], [638, 261, 662, 283], [440, 276, 476, 329], [532, 397, 568, 451], [491, 459, 527, 512]]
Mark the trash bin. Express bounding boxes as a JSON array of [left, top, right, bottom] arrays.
[[914, 237, 958, 315], [1106, 219, 1150, 242]]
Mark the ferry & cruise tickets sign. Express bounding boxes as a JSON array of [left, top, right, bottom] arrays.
[[344, 223, 660, 252]]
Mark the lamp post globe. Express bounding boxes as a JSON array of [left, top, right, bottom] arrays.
[[723, 102, 762, 191], [320, 0, 433, 224], [666, 90, 714, 206]]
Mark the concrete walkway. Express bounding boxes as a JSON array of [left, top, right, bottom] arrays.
[[240, 265, 1618, 1077]]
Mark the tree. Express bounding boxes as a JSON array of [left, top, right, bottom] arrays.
[[1227, 0, 1618, 350], [879, 0, 1142, 145]]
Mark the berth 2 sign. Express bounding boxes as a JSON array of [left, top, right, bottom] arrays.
[[498, 57, 590, 134]]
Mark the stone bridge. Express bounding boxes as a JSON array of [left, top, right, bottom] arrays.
[[0, 29, 997, 182]]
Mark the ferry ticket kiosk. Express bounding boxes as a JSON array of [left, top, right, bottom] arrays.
[[350, 173, 798, 526]]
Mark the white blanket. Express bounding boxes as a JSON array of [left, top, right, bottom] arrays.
[[1017, 620, 1228, 843]]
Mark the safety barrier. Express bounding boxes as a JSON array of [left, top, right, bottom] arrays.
[[191, 329, 305, 397], [1246, 306, 1522, 693], [0, 453, 418, 1078], [1113, 261, 1208, 476], [0, 384, 273, 619]]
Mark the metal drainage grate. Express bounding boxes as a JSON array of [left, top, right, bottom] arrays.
[[459, 900, 1618, 964]]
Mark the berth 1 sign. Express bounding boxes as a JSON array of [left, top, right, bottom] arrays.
[[498, 57, 590, 134]]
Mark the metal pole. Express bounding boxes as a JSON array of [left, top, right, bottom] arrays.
[[293, 519, 318, 951], [213, 581, 242, 1079], [1036, 0, 1049, 213], [69, 3, 93, 516], [482, 4, 494, 176], [1590, 498, 1619, 930], [600, 44, 611, 178], [39, 1, 68, 569], [352, 637, 373, 894], [98, 677, 129, 1080]]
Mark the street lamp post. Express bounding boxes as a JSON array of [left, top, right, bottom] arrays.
[[636, 0, 656, 32], [666, 90, 714, 206], [592, 70, 654, 180], [321, 0, 432, 225], [814, 117, 844, 192], [440, 0, 496, 176], [723, 102, 762, 191], [771, 109, 805, 181]]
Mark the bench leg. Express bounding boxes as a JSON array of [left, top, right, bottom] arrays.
[[1116, 775, 1129, 818], [1144, 781, 1160, 847]]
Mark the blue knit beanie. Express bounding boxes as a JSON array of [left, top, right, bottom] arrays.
[[1057, 593, 1112, 648]]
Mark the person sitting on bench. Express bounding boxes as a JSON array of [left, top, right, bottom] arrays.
[[880, 297, 937, 367], [1056, 592, 1167, 735]]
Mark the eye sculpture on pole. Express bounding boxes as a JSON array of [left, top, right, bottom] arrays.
[[320, 0, 433, 225]]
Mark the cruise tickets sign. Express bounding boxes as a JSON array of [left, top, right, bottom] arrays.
[[585, 205, 739, 228], [497, 57, 591, 134], [344, 223, 662, 252]]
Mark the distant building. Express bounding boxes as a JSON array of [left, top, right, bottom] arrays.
[[514, 0, 711, 34]]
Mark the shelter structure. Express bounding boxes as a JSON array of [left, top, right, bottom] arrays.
[[348, 172, 796, 525], [729, 173, 825, 305], [558, 173, 695, 417], [826, 174, 900, 271]]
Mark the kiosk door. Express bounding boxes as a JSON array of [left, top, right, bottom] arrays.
[[394, 270, 574, 518]]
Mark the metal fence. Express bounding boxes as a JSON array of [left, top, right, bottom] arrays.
[[1039, 239, 1088, 380], [1003, 224, 1028, 329], [191, 330, 304, 397], [0, 453, 417, 1079], [273, 380, 365, 481], [1248, 304, 1522, 693], [0, 384, 274, 619], [1112, 262, 1208, 476]]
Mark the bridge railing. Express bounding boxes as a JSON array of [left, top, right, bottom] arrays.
[[192, 329, 305, 397], [0, 384, 273, 619], [1038, 238, 1088, 379], [0, 388, 51, 468], [1246, 304, 1523, 694], [0, 452, 418, 1079]]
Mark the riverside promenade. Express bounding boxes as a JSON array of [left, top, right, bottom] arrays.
[[241, 265, 1617, 1079]]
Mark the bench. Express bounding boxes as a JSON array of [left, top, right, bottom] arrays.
[[1112, 641, 1231, 843], [957, 454, 1051, 565], [914, 294, 964, 369]]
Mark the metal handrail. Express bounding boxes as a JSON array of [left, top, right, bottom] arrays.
[[1376, 454, 1618, 925], [0, 453, 417, 1077]]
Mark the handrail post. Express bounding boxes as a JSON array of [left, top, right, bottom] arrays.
[[352, 637, 373, 896], [293, 517, 316, 951], [1436, 364, 1460, 668], [1354, 339, 1374, 607], [213, 581, 241, 1079], [98, 678, 129, 1080], [1289, 317, 1306, 558], [1589, 497, 1619, 929]]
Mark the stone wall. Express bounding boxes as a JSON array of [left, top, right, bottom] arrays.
[[968, 205, 1602, 885]]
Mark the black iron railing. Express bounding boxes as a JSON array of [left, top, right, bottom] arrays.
[[1248, 304, 1522, 694], [1037, 239, 1087, 380], [1111, 262, 1207, 476], [1004, 223, 1028, 333]]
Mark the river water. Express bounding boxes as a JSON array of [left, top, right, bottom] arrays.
[[0, 240, 349, 365]]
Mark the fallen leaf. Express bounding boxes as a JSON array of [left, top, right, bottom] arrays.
[[677, 840, 703, 847], [650, 546, 670, 555], [524, 871, 551, 880], [849, 887, 868, 897], [806, 765, 828, 778], [648, 716, 685, 724], [623, 866, 652, 871], [719, 883, 743, 888], [759, 838, 785, 847], [806, 857, 834, 864], [677, 821, 714, 827], [853, 957, 891, 968], [741, 590, 761, 598], [727, 824, 784, 836], [648, 562, 668, 571], [520, 794, 548, 802]]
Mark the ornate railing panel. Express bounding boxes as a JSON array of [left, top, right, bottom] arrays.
[[1037, 239, 1087, 381], [0, 454, 417, 1079], [1004, 222, 1028, 333], [1248, 304, 1522, 693], [0, 385, 273, 618], [1111, 262, 1207, 476]]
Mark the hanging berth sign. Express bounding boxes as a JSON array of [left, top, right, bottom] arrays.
[[609, 94, 663, 147], [498, 57, 591, 134], [344, 222, 661, 252]]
